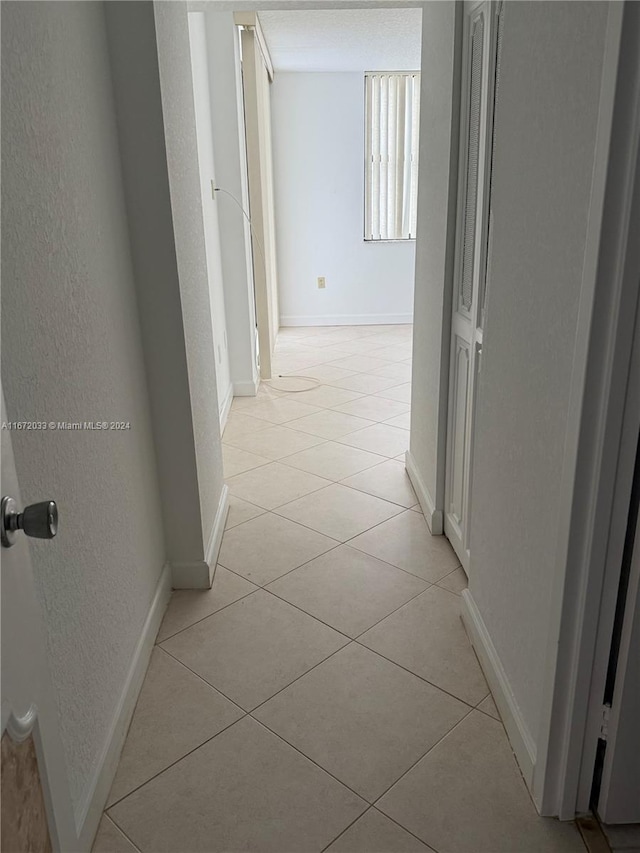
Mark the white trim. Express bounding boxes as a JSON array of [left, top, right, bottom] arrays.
[[233, 12, 274, 81], [171, 485, 229, 589], [75, 562, 172, 850], [461, 589, 537, 788], [170, 559, 211, 590], [219, 382, 234, 431], [405, 450, 444, 535], [280, 313, 413, 328], [233, 377, 260, 397], [3, 704, 38, 744], [534, 2, 640, 818], [205, 484, 229, 568]]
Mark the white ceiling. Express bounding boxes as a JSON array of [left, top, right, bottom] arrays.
[[257, 9, 422, 73]]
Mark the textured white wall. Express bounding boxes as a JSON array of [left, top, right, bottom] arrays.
[[188, 12, 233, 418], [106, 1, 206, 568], [1, 1, 165, 807], [271, 72, 416, 326], [154, 1, 225, 542], [468, 1, 608, 748], [408, 1, 459, 517], [205, 10, 259, 395]]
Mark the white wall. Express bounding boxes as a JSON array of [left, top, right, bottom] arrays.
[[467, 0, 608, 766], [206, 10, 259, 396], [188, 12, 233, 422], [408, 1, 460, 532], [107, 1, 226, 589], [1, 0, 166, 811], [154, 1, 227, 561], [271, 72, 416, 326]]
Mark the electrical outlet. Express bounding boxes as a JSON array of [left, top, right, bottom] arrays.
[[317, 277, 326, 289]]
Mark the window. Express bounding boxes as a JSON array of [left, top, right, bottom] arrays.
[[365, 72, 420, 241]]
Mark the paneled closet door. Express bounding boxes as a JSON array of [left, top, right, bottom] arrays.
[[444, 0, 501, 571]]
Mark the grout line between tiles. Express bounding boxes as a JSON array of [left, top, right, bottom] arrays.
[[352, 635, 481, 710], [154, 585, 261, 644], [102, 813, 144, 853], [104, 708, 249, 812], [246, 713, 374, 808], [371, 706, 477, 809], [262, 571, 432, 644]]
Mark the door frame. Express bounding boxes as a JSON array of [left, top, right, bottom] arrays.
[[443, 0, 499, 572], [531, 0, 640, 818]]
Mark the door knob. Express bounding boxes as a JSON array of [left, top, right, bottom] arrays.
[[1, 496, 58, 548]]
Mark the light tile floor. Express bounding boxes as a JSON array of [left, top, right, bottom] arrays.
[[95, 325, 587, 853]]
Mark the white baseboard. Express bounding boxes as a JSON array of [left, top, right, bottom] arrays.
[[76, 562, 172, 850], [280, 313, 413, 327], [405, 450, 444, 534], [233, 377, 260, 397], [461, 589, 537, 789], [219, 383, 233, 432], [205, 484, 229, 569], [171, 485, 229, 590]]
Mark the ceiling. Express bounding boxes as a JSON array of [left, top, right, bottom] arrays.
[[257, 9, 422, 73]]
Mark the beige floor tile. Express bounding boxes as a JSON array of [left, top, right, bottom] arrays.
[[224, 494, 265, 529], [375, 383, 412, 403], [373, 345, 413, 362], [108, 717, 366, 853], [277, 483, 403, 542], [161, 590, 347, 710], [287, 409, 374, 439], [226, 461, 332, 509], [156, 566, 257, 642], [92, 815, 139, 852], [477, 693, 500, 720], [372, 362, 413, 382], [328, 354, 394, 373], [224, 424, 325, 460], [437, 566, 469, 595], [282, 384, 364, 409], [282, 441, 385, 481], [107, 649, 242, 805], [384, 411, 411, 429], [330, 339, 390, 355], [326, 809, 434, 852], [377, 711, 585, 853], [244, 396, 322, 424], [329, 373, 403, 395], [339, 423, 410, 458], [295, 364, 358, 382], [360, 586, 489, 705], [334, 395, 410, 422], [222, 444, 270, 478], [349, 511, 460, 582], [221, 411, 271, 441], [218, 512, 339, 586], [267, 545, 427, 637], [341, 460, 417, 508], [255, 643, 468, 801]]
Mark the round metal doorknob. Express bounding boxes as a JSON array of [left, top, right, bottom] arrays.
[[1, 496, 58, 548]]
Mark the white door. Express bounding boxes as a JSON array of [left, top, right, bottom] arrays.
[[1, 391, 76, 851], [444, 0, 500, 571], [597, 471, 640, 823]]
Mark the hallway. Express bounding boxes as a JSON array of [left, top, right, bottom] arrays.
[[94, 325, 586, 853]]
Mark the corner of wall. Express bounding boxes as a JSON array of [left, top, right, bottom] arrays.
[[76, 562, 172, 850], [171, 484, 229, 589], [405, 450, 444, 534], [460, 589, 538, 794]]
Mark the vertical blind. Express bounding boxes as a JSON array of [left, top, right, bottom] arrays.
[[365, 73, 421, 241]]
